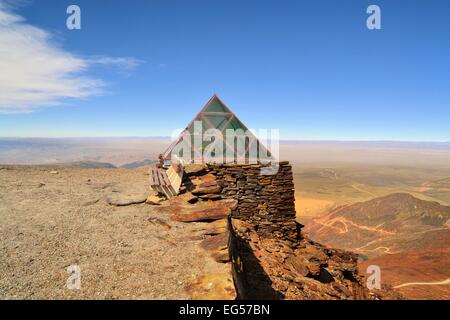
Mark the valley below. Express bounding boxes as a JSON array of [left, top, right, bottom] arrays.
[[296, 167, 450, 300]]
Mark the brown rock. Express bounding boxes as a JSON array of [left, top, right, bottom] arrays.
[[185, 272, 236, 300], [198, 194, 222, 200], [195, 219, 228, 236], [170, 199, 237, 222], [192, 173, 217, 185], [200, 232, 230, 263], [192, 181, 222, 195], [296, 244, 329, 264], [306, 262, 322, 276], [184, 163, 207, 176], [200, 232, 229, 251], [285, 255, 310, 277], [331, 282, 352, 298]]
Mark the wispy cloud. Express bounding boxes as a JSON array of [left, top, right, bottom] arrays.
[[0, 3, 142, 114], [87, 56, 143, 70]]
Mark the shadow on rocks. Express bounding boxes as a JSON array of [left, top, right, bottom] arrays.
[[230, 230, 284, 300]]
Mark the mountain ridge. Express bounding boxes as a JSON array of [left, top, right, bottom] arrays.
[[304, 193, 450, 257]]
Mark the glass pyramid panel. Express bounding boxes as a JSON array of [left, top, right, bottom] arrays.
[[203, 114, 232, 130], [203, 97, 229, 113], [164, 96, 276, 163], [224, 117, 247, 131]]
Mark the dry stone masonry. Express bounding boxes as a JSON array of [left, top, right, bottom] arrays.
[[161, 161, 399, 299], [207, 161, 299, 242]]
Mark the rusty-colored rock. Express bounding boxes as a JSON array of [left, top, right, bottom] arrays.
[[195, 219, 228, 236], [169, 199, 237, 222], [200, 232, 230, 262], [198, 194, 222, 200], [185, 272, 236, 300], [184, 163, 208, 176], [192, 181, 222, 195], [285, 255, 310, 277]]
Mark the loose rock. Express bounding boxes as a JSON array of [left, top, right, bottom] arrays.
[[146, 193, 165, 205], [169, 199, 237, 222], [106, 193, 148, 206]]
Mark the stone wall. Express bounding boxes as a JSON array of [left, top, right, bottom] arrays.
[[207, 161, 300, 242]]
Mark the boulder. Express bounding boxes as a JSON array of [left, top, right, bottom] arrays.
[[106, 193, 148, 206], [184, 163, 207, 176]]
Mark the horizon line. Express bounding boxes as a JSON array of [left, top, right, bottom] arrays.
[[0, 136, 449, 144]]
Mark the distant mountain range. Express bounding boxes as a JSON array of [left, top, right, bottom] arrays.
[[304, 193, 450, 257], [1, 137, 449, 168], [119, 159, 157, 168], [304, 193, 450, 299], [53, 161, 117, 168]]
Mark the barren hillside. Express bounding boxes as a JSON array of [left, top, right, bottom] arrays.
[[304, 193, 450, 256]]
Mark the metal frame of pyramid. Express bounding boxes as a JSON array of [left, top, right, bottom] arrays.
[[162, 95, 273, 164]]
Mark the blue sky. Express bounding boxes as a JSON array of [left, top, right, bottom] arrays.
[[0, 0, 449, 141]]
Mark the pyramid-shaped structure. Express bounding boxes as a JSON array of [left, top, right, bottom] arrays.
[[162, 95, 273, 164]]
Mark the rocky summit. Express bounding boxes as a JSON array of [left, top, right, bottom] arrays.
[[155, 162, 401, 300], [0, 164, 403, 300]]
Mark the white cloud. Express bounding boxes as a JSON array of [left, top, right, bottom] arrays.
[[88, 56, 143, 70], [0, 4, 141, 114]]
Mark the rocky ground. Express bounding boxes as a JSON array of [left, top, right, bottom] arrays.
[[0, 166, 230, 299], [0, 165, 404, 300]]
